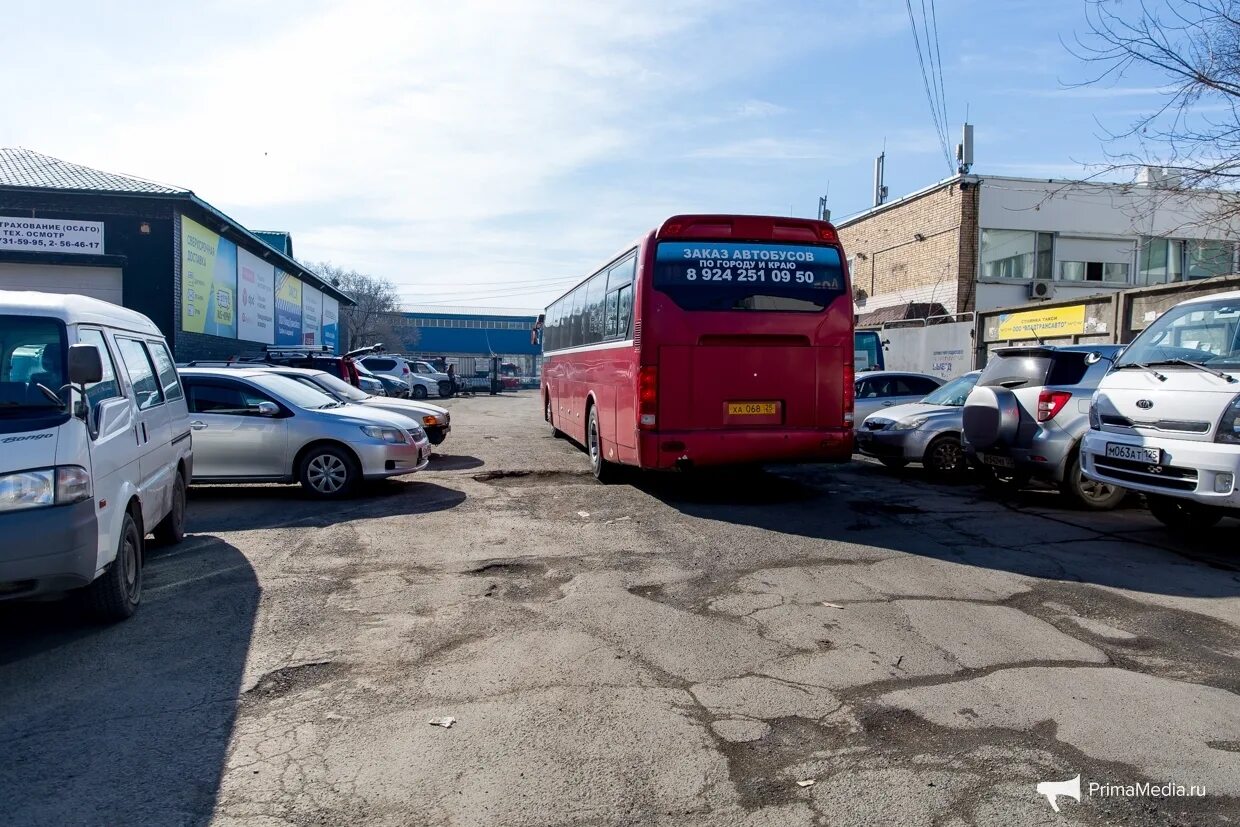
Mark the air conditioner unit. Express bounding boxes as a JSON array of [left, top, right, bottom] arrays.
[[1028, 280, 1055, 300]]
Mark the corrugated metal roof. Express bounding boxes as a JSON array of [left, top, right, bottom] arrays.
[[253, 230, 293, 257], [0, 147, 188, 195]]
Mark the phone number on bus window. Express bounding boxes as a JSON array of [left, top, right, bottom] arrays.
[[687, 266, 818, 283]]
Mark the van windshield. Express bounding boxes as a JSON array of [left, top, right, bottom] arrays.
[[0, 316, 68, 412], [1118, 298, 1240, 368]]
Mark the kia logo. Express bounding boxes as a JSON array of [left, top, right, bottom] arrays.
[[1136, 399, 1154, 409]]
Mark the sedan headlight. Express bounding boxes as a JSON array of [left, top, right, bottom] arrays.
[[361, 425, 408, 444], [890, 417, 929, 432], [1216, 393, 1240, 444], [0, 466, 92, 512]]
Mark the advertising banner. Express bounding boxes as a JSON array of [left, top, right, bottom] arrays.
[[0, 216, 104, 255], [237, 248, 276, 345], [302, 285, 323, 346], [996, 304, 1087, 341], [322, 296, 340, 352], [181, 216, 237, 337], [274, 270, 303, 345]]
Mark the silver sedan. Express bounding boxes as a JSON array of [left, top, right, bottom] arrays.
[[854, 371, 981, 476], [179, 367, 430, 497]]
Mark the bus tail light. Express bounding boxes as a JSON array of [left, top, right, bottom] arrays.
[[843, 361, 855, 426], [638, 366, 657, 429], [1037, 390, 1072, 422]]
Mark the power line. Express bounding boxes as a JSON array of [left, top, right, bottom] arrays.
[[905, 0, 953, 174], [928, 0, 951, 156]]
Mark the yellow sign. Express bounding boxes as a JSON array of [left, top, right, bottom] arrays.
[[180, 216, 237, 337], [996, 304, 1086, 340]]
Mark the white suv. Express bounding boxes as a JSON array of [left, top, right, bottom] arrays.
[[1082, 290, 1240, 528], [360, 355, 446, 399]]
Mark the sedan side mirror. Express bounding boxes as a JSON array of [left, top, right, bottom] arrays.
[[68, 343, 103, 385], [256, 401, 280, 417]]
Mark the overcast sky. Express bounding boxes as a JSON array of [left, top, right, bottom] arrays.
[[4, 0, 1166, 309]]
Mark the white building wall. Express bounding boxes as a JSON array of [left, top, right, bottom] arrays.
[[975, 177, 1240, 311]]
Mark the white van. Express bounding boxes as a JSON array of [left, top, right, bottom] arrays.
[[0, 291, 192, 620], [1081, 289, 1240, 528]]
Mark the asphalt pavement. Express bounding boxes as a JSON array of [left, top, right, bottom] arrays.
[[1, 390, 1238, 826]]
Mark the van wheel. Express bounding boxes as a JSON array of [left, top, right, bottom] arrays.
[[1061, 455, 1126, 510], [85, 511, 142, 622], [438, 381, 452, 397], [587, 406, 620, 483], [412, 385, 428, 399], [1147, 494, 1224, 530], [299, 445, 359, 498], [153, 472, 187, 545]]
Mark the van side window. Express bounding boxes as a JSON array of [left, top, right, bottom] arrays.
[[116, 338, 164, 411], [77, 329, 121, 406], [148, 341, 184, 401]]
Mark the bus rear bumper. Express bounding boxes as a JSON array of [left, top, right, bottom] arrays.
[[640, 428, 854, 468]]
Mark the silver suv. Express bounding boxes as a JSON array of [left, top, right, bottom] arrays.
[[962, 344, 1126, 509], [179, 367, 430, 497]]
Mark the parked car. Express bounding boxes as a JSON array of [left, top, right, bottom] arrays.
[[856, 371, 981, 475], [361, 354, 445, 399], [0, 291, 192, 621], [963, 344, 1126, 509], [178, 367, 429, 497], [230, 365, 452, 447], [853, 371, 946, 428], [252, 345, 368, 388], [356, 362, 410, 398], [1082, 291, 1240, 528], [357, 374, 387, 396]]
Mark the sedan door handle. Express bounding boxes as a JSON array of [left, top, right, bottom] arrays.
[[190, 420, 208, 430]]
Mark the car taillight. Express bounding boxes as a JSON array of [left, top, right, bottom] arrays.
[[638, 366, 657, 429], [402, 365, 410, 374], [1037, 390, 1072, 422], [345, 360, 359, 386], [843, 361, 855, 426]]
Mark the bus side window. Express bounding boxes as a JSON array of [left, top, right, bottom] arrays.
[[616, 284, 633, 338], [604, 290, 620, 338]]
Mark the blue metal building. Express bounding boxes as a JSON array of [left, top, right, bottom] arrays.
[[395, 306, 542, 377]]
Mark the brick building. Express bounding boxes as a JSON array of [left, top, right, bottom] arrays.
[[836, 173, 1240, 325], [0, 148, 352, 361]]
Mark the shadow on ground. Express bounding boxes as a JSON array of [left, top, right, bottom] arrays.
[[186, 479, 467, 533], [427, 453, 485, 472], [635, 460, 1240, 600], [0, 538, 258, 826]]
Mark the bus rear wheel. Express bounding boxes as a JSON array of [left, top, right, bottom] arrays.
[[587, 406, 621, 483]]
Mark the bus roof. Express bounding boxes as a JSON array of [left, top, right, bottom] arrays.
[[544, 214, 843, 311]]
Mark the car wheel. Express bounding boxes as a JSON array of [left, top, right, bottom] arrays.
[[299, 445, 359, 498], [85, 510, 142, 622], [438, 381, 452, 398], [546, 397, 563, 438], [1061, 455, 1126, 510], [879, 457, 908, 470], [587, 406, 620, 483], [412, 385, 428, 399], [153, 471, 187, 545], [1147, 494, 1224, 530], [924, 435, 966, 478]]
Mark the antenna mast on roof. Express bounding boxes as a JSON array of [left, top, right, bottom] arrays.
[[873, 152, 888, 207]]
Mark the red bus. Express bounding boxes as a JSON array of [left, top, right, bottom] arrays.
[[541, 214, 854, 481]]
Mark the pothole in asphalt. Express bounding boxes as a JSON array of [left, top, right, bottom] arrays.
[[465, 558, 568, 602], [245, 661, 343, 701], [472, 469, 595, 486]]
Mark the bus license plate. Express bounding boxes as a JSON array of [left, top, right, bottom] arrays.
[[1106, 443, 1161, 464], [728, 402, 778, 416]]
